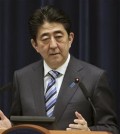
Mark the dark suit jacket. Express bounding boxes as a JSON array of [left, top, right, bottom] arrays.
[[10, 56, 119, 134]]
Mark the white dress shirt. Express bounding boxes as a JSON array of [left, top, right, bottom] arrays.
[[44, 54, 70, 96]]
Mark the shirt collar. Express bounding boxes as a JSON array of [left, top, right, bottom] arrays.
[[44, 54, 70, 76]]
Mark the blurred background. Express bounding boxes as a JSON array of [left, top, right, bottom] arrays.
[[0, 0, 120, 126]]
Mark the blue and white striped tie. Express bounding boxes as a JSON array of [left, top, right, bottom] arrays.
[[45, 70, 60, 117]]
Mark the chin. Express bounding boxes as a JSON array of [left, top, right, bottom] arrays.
[[47, 55, 64, 68], [49, 60, 63, 69]]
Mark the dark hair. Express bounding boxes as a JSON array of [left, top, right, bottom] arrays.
[[28, 5, 71, 40]]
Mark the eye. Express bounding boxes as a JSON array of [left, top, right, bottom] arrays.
[[41, 36, 49, 41], [55, 34, 63, 41], [41, 36, 50, 44], [55, 35, 62, 39]]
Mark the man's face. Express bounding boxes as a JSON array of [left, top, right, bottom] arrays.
[[31, 22, 74, 69]]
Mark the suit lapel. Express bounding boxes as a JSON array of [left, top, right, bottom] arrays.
[[54, 56, 84, 121], [30, 60, 46, 115]]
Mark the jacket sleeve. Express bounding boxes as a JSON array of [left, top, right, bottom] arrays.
[[10, 71, 22, 116], [89, 71, 119, 134]]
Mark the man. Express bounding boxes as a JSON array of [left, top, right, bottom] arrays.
[[0, 5, 119, 133]]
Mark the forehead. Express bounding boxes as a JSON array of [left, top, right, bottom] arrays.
[[37, 22, 67, 36]]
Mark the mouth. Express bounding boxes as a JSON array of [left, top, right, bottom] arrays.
[[50, 53, 60, 55]]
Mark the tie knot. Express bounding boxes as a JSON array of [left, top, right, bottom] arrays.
[[48, 70, 60, 79]]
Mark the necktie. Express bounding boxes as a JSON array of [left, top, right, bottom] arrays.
[[45, 70, 60, 117]]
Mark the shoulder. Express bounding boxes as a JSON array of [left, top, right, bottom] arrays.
[[70, 56, 110, 95], [14, 60, 43, 75], [70, 56, 105, 75]]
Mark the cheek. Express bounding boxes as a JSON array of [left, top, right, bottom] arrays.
[[63, 41, 71, 50], [57, 42, 69, 52], [37, 45, 48, 55]]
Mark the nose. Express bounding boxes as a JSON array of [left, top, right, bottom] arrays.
[[49, 37, 57, 48]]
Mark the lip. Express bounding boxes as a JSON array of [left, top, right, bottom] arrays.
[[50, 53, 60, 55]]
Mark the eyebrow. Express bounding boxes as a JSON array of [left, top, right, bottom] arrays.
[[41, 33, 49, 38], [54, 30, 63, 34], [41, 30, 63, 37]]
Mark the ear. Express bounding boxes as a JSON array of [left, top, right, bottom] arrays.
[[68, 32, 74, 47], [31, 39, 38, 52]]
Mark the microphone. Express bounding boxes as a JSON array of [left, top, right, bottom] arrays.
[[75, 78, 97, 125]]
